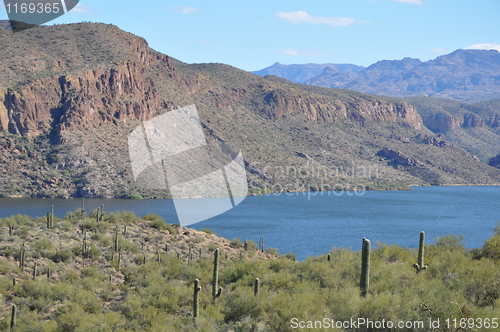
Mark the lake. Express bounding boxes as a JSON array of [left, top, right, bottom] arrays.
[[0, 186, 498, 260]]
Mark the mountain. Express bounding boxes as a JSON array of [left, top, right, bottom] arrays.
[[251, 62, 364, 84], [406, 97, 500, 162], [1, 21, 500, 198], [304, 49, 500, 102]]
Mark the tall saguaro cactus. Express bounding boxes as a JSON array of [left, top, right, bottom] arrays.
[[193, 279, 201, 321], [10, 304, 17, 329], [212, 249, 223, 300], [114, 228, 119, 252], [19, 244, 26, 269], [51, 205, 54, 227], [81, 198, 86, 218], [360, 238, 371, 297], [413, 231, 427, 273], [32, 261, 38, 280], [254, 278, 260, 296]]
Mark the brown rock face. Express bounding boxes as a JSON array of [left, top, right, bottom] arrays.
[[261, 89, 422, 128], [422, 112, 486, 132], [0, 32, 179, 139], [1, 61, 166, 138], [378, 147, 423, 166]]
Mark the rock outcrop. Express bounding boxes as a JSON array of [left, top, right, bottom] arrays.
[[378, 147, 423, 166], [0, 50, 178, 139], [422, 112, 486, 132], [261, 89, 422, 129], [489, 154, 500, 168]]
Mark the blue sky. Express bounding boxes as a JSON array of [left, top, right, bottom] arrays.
[[1, 0, 499, 71]]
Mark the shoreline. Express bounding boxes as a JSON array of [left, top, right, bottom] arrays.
[[1, 183, 500, 199]]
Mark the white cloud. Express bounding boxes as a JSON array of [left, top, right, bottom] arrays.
[[465, 43, 500, 52], [388, 0, 424, 4], [275, 11, 362, 27], [171, 5, 199, 14], [431, 48, 448, 54], [281, 49, 330, 57], [68, 4, 96, 14]]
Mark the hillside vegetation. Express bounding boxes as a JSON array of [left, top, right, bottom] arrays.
[[0, 209, 500, 331]]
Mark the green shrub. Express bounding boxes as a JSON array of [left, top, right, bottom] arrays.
[[149, 220, 168, 230], [479, 234, 500, 260], [51, 248, 73, 263], [230, 238, 243, 248], [266, 247, 279, 256], [244, 240, 258, 251], [202, 228, 216, 235]]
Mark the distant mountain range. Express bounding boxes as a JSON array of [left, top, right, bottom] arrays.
[[251, 63, 365, 85], [253, 49, 500, 102]]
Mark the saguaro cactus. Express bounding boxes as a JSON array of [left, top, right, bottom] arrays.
[[82, 235, 88, 258], [360, 238, 371, 297], [32, 261, 38, 280], [212, 249, 222, 300], [51, 205, 54, 227], [254, 278, 260, 296], [81, 198, 86, 218], [413, 231, 427, 273], [19, 244, 26, 269], [114, 228, 119, 252], [193, 279, 201, 321], [11, 304, 17, 329]]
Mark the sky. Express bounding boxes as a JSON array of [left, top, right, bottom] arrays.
[[1, 0, 499, 71]]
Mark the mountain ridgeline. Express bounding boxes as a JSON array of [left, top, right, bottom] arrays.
[[0, 21, 499, 198], [255, 50, 500, 102], [251, 62, 365, 85]]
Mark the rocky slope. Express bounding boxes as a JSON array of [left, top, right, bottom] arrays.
[[1, 22, 500, 198]]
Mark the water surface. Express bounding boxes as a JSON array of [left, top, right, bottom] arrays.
[[0, 186, 498, 260]]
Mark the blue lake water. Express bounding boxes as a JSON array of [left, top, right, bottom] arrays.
[[0, 186, 499, 260]]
